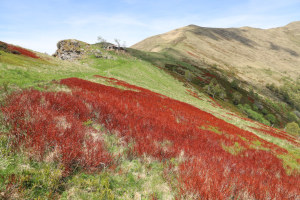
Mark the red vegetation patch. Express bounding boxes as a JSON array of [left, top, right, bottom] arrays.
[[248, 96, 255, 103], [0, 41, 39, 58], [228, 112, 300, 146], [60, 77, 299, 199], [209, 96, 223, 108], [227, 112, 255, 123], [186, 51, 199, 58], [93, 75, 164, 95], [250, 126, 300, 147], [1, 90, 111, 174], [7, 44, 39, 59], [2, 77, 299, 199], [204, 71, 217, 79], [186, 89, 203, 100], [196, 72, 217, 84], [196, 76, 210, 83]]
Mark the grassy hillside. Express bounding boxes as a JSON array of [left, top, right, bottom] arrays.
[[130, 22, 300, 133], [0, 42, 299, 199], [131, 22, 300, 95], [129, 48, 300, 130]]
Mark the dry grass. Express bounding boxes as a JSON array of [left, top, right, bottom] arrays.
[[132, 21, 300, 88]]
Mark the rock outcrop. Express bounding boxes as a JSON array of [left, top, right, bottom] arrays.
[[53, 39, 116, 60], [90, 48, 115, 60], [53, 39, 89, 60]]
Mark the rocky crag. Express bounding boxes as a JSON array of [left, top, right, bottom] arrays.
[[53, 39, 114, 60], [53, 39, 88, 60]]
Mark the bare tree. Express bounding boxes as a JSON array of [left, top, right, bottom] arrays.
[[97, 36, 106, 43], [114, 38, 121, 50]]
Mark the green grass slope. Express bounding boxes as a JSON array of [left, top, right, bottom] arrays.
[[1, 42, 299, 168], [0, 43, 299, 199]]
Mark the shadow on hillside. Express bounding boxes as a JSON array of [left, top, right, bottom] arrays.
[[189, 27, 257, 47], [269, 42, 299, 57]]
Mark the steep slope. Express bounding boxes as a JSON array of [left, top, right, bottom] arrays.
[[132, 21, 300, 87], [1, 41, 299, 199]]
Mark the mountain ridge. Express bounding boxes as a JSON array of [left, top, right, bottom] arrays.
[[132, 21, 300, 88]]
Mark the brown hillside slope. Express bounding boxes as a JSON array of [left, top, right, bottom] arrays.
[[132, 21, 300, 87]]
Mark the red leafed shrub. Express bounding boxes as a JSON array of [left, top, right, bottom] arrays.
[[59, 77, 299, 199], [0, 41, 39, 58], [248, 96, 255, 103], [250, 126, 300, 147], [186, 89, 203, 100], [196, 76, 210, 83], [203, 72, 217, 79], [209, 96, 222, 108], [186, 51, 199, 58], [2, 77, 299, 199], [7, 44, 39, 58], [1, 90, 111, 174]]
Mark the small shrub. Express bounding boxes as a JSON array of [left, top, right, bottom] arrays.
[[204, 78, 227, 100], [184, 70, 194, 82], [261, 108, 269, 115], [230, 79, 239, 89], [287, 112, 298, 122], [285, 122, 300, 136], [238, 104, 270, 126], [232, 91, 242, 105], [2, 81, 9, 93], [252, 104, 259, 111], [265, 114, 276, 124]]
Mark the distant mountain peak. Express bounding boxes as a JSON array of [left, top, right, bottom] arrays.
[[132, 21, 300, 87]]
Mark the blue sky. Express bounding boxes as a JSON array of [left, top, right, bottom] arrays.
[[1, 0, 300, 54]]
